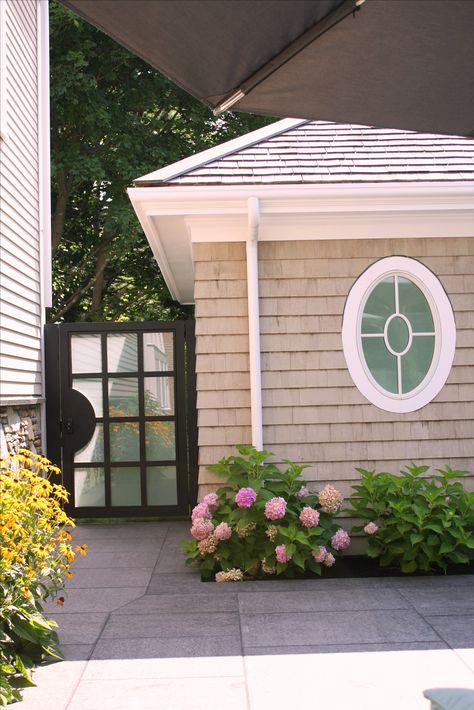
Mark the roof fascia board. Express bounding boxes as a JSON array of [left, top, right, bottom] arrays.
[[128, 181, 474, 217], [134, 118, 307, 184]]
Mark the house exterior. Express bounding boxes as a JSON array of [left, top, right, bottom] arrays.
[[0, 0, 51, 456], [129, 119, 474, 540]]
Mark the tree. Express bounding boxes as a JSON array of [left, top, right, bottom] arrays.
[[49, 1, 276, 322]]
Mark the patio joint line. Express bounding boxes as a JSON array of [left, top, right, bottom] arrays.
[[395, 586, 458, 650], [144, 523, 171, 594], [236, 594, 252, 710], [64, 612, 112, 710]]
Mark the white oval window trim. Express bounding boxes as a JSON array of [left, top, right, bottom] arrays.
[[342, 256, 456, 413]]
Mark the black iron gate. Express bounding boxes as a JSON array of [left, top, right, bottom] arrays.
[[45, 321, 197, 518]]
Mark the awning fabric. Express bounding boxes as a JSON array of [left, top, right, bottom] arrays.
[[60, 0, 474, 137]]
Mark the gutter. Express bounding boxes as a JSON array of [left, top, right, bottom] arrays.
[[246, 197, 263, 451]]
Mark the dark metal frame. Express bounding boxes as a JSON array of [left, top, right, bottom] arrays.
[[45, 321, 197, 518]]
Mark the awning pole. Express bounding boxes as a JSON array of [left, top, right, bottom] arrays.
[[246, 197, 263, 452]]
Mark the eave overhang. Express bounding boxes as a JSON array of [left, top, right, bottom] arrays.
[[128, 181, 474, 305]]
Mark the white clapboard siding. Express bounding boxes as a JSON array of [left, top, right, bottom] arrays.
[[0, 0, 42, 401]]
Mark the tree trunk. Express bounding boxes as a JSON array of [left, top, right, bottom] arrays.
[[90, 244, 109, 318], [51, 172, 71, 254]]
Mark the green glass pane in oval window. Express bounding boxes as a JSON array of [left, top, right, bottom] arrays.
[[386, 316, 410, 354], [361, 277, 395, 334], [398, 277, 434, 333], [401, 335, 435, 393], [362, 337, 398, 394]]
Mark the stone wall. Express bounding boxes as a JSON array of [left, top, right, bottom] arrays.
[[0, 405, 42, 457]]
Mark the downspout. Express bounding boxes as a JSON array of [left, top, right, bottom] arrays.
[[38, 0, 52, 454], [246, 197, 263, 451]]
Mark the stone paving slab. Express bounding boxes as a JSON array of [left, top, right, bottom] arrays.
[[47, 612, 109, 645], [71, 522, 169, 540], [100, 611, 241, 640], [71, 550, 161, 568], [425, 615, 474, 648], [113, 592, 238, 614], [90, 635, 243, 660], [240, 609, 440, 648], [67, 677, 248, 710], [244, 641, 450, 655], [42, 587, 147, 614], [16, 660, 88, 710], [397, 584, 474, 615], [82, 655, 244, 679], [237, 587, 410, 613], [66, 566, 154, 588], [244, 649, 474, 710]]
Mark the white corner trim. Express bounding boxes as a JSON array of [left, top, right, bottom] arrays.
[[38, 0, 52, 309], [134, 119, 306, 184], [0, 0, 8, 141], [246, 197, 263, 452], [342, 256, 456, 413]]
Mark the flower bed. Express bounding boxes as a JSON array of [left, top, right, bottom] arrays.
[[0, 450, 83, 705], [182, 446, 350, 581]]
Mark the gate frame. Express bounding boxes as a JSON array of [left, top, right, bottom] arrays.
[[44, 320, 198, 518]]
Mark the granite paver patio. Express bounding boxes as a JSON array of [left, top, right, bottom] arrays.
[[16, 521, 474, 709]]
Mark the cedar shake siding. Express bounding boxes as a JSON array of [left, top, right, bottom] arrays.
[[193, 242, 251, 489], [194, 236, 474, 533]]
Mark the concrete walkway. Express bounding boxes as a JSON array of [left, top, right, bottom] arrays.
[[17, 521, 474, 710]]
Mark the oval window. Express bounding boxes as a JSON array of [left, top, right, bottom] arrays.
[[342, 257, 456, 413]]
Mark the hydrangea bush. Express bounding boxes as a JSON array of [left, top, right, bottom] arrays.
[[182, 446, 349, 581], [347, 463, 474, 573], [0, 450, 83, 705]]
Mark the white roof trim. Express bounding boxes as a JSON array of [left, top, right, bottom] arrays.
[[128, 180, 474, 305], [134, 118, 306, 184]]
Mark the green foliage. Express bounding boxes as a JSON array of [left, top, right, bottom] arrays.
[[49, 1, 276, 322], [347, 463, 474, 573], [182, 446, 349, 581], [0, 451, 82, 705]]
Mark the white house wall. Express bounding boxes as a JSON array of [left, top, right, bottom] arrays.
[[0, 0, 44, 454]]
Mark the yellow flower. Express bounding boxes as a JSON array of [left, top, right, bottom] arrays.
[[75, 544, 87, 557], [64, 571, 73, 579]]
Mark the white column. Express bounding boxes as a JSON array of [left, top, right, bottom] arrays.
[[246, 197, 263, 451]]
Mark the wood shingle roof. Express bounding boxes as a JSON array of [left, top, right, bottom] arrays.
[[138, 120, 474, 186]]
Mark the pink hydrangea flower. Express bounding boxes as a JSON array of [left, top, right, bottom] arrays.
[[331, 528, 351, 551], [299, 506, 320, 528], [312, 546, 327, 563], [324, 552, 336, 567], [235, 487, 257, 508], [265, 497, 287, 520], [203, 492, 219, 512], [275, 544, 292, 564], [191, 502, 211, 521], [364, 521, 379, 535], [190, 517, 214, 541], [296, 486, 310, 499], [214, 522, 232, 541]]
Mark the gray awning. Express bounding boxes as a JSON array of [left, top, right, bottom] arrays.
[[60, 0, 474, 137]]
